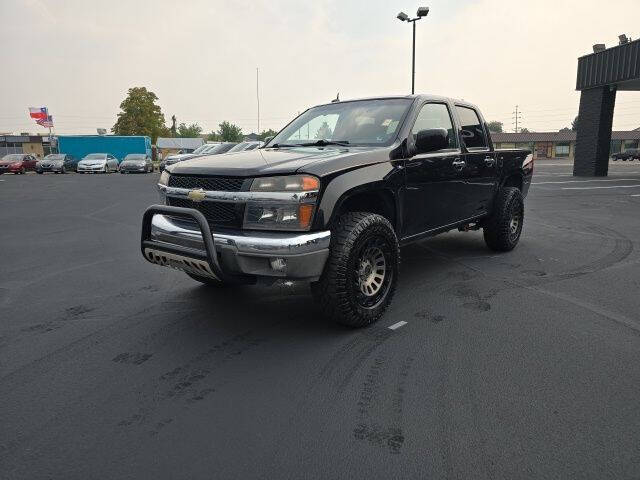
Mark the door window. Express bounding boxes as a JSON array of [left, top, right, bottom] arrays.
[[455, 106, 487, 150], [411, 103, 457, 149]]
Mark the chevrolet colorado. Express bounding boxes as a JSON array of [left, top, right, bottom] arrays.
[[141, 95, 533, 327]]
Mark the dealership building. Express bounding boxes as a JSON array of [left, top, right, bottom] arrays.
[[0, 134, 56, 158], [492, 129, 640, 160]]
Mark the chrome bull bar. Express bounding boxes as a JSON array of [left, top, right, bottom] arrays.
[[141, 205, 226, 281]]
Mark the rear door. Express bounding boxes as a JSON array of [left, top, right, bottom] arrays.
[[454, 105, 498, 218], [402, 101, 464, 238]]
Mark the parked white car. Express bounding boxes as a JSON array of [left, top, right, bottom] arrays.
[[77, 153, 119, 173]]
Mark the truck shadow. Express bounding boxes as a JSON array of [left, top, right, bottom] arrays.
[[158, 231, 496, 337]]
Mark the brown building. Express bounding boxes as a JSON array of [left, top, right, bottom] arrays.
[[491, 130, 640, 160]]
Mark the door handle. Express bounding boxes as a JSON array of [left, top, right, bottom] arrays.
[[452, 159, 466, 170], [484, 157, 496, 167]]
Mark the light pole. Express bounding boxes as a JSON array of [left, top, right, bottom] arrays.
[[397, 7, 429, 94]]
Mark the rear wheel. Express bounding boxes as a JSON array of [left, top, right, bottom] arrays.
[[483, 187, 524, 252], [311, 212, 399, 328]]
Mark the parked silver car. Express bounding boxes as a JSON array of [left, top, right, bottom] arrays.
[[162, 143, 221, 169], [120, 153, 153, 173], [226, 141, 264, 153], [77, 153, 119, 173]]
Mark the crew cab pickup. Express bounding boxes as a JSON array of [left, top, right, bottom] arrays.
[[141, 95, 533, 327]]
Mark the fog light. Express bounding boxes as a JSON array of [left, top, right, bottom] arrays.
[[270, 258, 287, 272]]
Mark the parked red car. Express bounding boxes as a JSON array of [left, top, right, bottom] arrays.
[[0, 154, 38, 174]]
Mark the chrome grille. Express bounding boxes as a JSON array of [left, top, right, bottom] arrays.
[[168, 175, 246, 191]]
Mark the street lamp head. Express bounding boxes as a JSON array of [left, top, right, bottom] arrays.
[[417, 6, 429, 17], [397, 11, 409, 21]]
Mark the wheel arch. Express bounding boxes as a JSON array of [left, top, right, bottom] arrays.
[[314, 163, 402, 232]]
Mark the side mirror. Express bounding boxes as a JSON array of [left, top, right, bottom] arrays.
[[414, 128, 449, 154], [263, 136, 274, 146]]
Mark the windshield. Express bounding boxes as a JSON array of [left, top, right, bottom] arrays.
[[2, 154, 23, 162], [124, 154, 146, 161], [84, 154, 105, 160], [227, 142, 249, 153], [191, 144, 209, 154], [269, 98, 412, 147], [44, 154, 64, 161]]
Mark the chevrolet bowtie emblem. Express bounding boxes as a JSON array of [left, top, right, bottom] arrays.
[[187, 189, 206, 202]]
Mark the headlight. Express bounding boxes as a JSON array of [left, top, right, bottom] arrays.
[[250, 175, 319, 192], [158, 170, 170, 186], [244, 175, 319, 231]]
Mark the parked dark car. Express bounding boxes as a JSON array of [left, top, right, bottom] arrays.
[[612, 148, 640, 161], [0, 153, 38, 174], [141, 95, 533, 327], [36, 153, 78, 174], [120, 153, 154, 173]]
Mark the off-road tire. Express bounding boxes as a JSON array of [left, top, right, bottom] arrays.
[[311, 212, 399, 328], [483, 187, 524, 252]]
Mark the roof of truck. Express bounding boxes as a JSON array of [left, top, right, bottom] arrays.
[[313, 94, 477, 109]]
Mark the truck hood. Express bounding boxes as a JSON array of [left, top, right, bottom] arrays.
[[167, 146, 382, 177]]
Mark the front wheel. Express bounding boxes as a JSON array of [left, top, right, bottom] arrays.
[[311, 212, 399, 328], [483, 187, 524, 252]]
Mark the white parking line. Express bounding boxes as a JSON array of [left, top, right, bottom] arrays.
[[533, 178, 637, 185], [563, 184, 640, 190], [631, 194, 640, 197], [388, 320, 407, 330]]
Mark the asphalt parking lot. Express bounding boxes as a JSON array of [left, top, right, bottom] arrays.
[[1, 162, 640, 479]]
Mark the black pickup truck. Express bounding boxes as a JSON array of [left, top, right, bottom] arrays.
[[141, 95, 533, 327]]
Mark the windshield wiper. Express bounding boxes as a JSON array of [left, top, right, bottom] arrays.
[[271, 139, 350, 148]]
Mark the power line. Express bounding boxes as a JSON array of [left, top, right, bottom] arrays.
[[512, 105, 523, 133]]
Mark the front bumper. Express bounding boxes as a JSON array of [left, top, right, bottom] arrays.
[[141, 205, 330, 283], [37, 164, 63, 172], [77, 164, 106, 172]]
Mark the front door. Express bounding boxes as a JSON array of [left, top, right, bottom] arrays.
[[402, 102, 464, 238], [454, 105, 499, 218]]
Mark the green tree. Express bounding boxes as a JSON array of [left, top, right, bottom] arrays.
[[315, 121, 333, 139], [258, 128, 278, 141], [519, 127, 531, 133], [571, 115, 579, 131], [111, 87, 168, 143], [177, 122, 203, 138], [487, 121, 503, 133], [216, 121, 244, 142], [207, 131, 220, 142]]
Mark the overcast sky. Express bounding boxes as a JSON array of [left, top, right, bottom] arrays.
[[1, 0, 640, 136]]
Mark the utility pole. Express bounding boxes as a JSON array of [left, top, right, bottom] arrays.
[[512, 105, 523, 133], [256, 67, 260, 135]]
